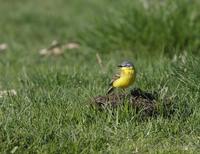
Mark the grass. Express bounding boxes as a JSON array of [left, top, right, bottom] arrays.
[[80, 0, 200, 55], [0, 0, 200, 153]]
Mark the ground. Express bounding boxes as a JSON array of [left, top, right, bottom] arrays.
[[0, 0, 200, 153]]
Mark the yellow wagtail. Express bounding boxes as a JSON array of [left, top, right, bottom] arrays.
[[107, 61, 136, 94]]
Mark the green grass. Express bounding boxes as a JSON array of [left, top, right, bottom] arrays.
[[80, 0, 200, 55], [0, 0, 200, 153]]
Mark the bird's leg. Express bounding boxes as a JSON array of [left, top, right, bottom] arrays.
[[116, 89, 121, 103], [122, 88, 128, 101], [116, 88, 125, 104]]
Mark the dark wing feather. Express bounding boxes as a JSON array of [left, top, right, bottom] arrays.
[[106, 70, 121, 95], [109, 71, 120, 86]]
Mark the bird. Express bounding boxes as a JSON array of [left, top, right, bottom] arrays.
[[107, 61, 136, 94]]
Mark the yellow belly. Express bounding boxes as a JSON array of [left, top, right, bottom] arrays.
[[113, 76, 134, 88]]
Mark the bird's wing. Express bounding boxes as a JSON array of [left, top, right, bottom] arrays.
[[109, 71, 120, 86]]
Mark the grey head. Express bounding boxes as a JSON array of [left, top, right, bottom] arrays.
[[118, 61, 134, 67]]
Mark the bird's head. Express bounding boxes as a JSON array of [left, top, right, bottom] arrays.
[[118, 61, 134, 70]]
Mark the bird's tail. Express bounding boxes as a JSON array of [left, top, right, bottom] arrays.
[[107, 86, 114, 95]]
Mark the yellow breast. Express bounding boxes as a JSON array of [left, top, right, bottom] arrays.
[[112, 67, 135, 88]]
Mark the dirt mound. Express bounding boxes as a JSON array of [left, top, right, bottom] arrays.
[[91, 88, 173, 117]]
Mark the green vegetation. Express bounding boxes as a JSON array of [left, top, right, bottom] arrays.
[[0, 0, 200, 153]]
